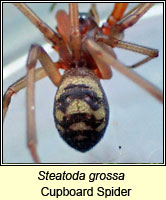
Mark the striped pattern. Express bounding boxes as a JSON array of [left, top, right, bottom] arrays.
[[53, 67, 109, 152]]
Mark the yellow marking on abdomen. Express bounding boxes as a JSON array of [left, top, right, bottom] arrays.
[[96, 123, 105, 132], [69, 122, 93, 131], [93, 105, 106, 120], [66, 99, 91, 114], [55, 109, 64, 122], [57, 124, 65, 133], [56, 76, 103, 100]]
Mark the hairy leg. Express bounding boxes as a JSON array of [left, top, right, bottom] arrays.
[[84, 38, 163, 103]]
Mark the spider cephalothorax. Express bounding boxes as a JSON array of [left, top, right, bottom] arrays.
[[54, 67, 109, 152]]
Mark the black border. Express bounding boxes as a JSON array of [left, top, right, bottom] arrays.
[[1, 1, 165, 166]]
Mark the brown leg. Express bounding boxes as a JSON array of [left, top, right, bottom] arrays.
[[122, 3, 144, 19], [101, 3, 128, 35], [84, 38, 163, 103], [13, 3, 61, 45], [111, 39, 158, 68], [87, 42, 113, 79], [56, 10, 70, 44], [3, 68, 46, 121], [112, 3, 154, 34], [69, 3, 81, 61], [89, 3, 100, 25], [107, 3, 128, 26], [3, 68, 47, 163], [28, 45, 62, 87], [128, 57, 155, 68], [96, 35, 158, 68], [4, 44, 62, 163], [26, 44, 62, 163]]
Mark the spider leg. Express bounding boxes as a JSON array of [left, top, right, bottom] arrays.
[[89, 3, 100, 25], [96, 35, 158, 68], [128, 57, 156, 68], [3, 68, 47, 121], [122, 3, 145, 19], [84, 38, 163, 103], [102, 3, 128, 35], [88, 41, 114, 79], [13, 3, 61, 45], [56, 10, 70, 44], [107, 3, 128, 26], [69, 3, 81, 61], [111, 3, 154, 34], [4, 44, 62, 163], [27, 44, 62, 163]]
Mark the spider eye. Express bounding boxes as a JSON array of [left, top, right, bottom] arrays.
[[79, 12, 89, 20], [79, 13, 91, 35], [79, 17, 86, 24]]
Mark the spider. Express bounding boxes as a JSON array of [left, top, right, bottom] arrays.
[[3, 3, 163, 163]]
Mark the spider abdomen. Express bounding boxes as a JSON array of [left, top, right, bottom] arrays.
[[54, 67, 109, 152]]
